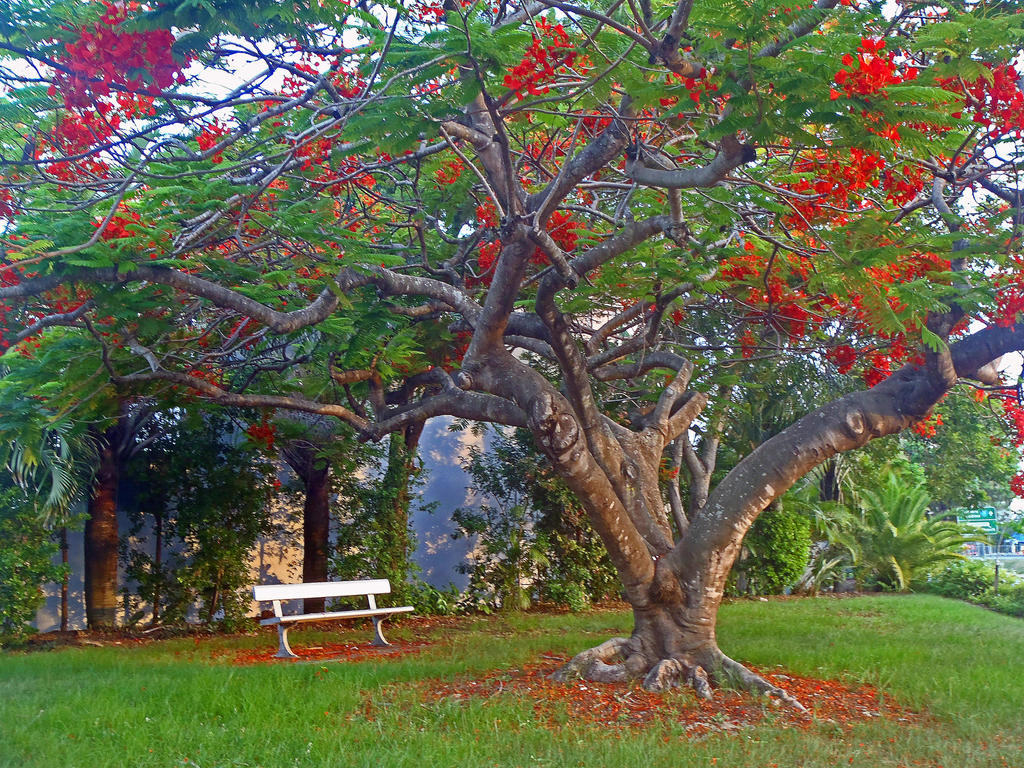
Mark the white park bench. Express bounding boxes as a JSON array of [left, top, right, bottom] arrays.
[[252, 579, 414, 659]]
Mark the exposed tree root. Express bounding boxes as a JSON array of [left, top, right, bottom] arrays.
[[641, 658, 713, 698], [713, 652, 807, 712], [550, 637, 636, 683], [551, 638, 806, 711]]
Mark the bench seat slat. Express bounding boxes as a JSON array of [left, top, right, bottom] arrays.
[[259, 606, 414, 626], [253, 579, 391, 602]]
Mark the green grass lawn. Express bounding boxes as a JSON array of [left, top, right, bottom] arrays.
[[2, 594, 1022, 768]]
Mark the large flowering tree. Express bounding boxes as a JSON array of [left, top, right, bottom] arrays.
[[1, 0, 1023, 702]]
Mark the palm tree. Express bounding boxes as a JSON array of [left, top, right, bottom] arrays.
[[837, 468, 983, 591], [3, 420, 94, 524]]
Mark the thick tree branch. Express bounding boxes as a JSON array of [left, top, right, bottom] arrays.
[[667, 438, 690, 537], [571, 215, 675, 276], [625, 135, 756, 189], [755, 0, 841, 60], [368, 389, 529, 438], [536, 272, 606, 433], [1, 264, 484, 334], [591, 350, 690, 380], [650, 359, 695, 432], [113, 370, 370, 431], [527, 101, 633, 222], [2, 266, 340, 335], [10, 301, 94, 343]]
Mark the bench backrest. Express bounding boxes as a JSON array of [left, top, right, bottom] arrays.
[[253, 579, 391, 603]]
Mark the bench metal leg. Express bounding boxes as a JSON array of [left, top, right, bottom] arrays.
[[275, 624, 299, 659], [371, 616, 390, 646]]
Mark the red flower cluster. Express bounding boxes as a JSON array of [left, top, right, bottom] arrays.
[[862, 352, 894, 388], [94, 208, 141, 242], [996, 395, 1024, 499], [865, 251, 951, 285], [51, 1, 186, 109], [503, 19, 577, 100], [477, 240, 502, 278], [659, 70, 717, 112], [941, 63, 1024, 138], [782, 146, 927, 226], [882, 164, 925, 207], [0, 188, 16, 219], [196, 121, 231, 164], [827, 344, 858, 374], [476, 202, 498, 228], [474, 210, 582, 283], [246, 419, 277, 451], [530, 210, 582, 265], [1011, 472, 1024, 499], [831, 37, 913, 100], [410, 1, 447, 22], [910, 411, 943, 438], [1000, 396, 1024, 448], [990, 257, 1024, 327], [720, 235, 948, 388], [434, 159, 464, 186], [787, 148, 885, 224]]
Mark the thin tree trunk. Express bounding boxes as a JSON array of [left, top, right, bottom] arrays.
[[60, 526, 68, 632], [151, 510, 163, 625], [378, 424, 423, 593], [84, 434, 120, 628], [301, 463, 331, 613]]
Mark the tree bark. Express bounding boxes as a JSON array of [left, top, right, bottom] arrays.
[[377, 424, 424, 592], [59, 526, 69, 633], [84, 432, 120, 628], [151, 510, 163, 625], [283, 440, 333, 613], [301, 462, 331, 613]]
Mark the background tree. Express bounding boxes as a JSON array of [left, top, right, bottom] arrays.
[[278, 417, 335, 614], [1, 0, 1023, 706], [0, 346, 140, 629], [455, 427, 618, 611], [122, 409, 277, 627], [898, 389, 1019, 513]]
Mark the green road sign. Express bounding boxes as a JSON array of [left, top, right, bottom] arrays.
[[958, 507, 998, 535]]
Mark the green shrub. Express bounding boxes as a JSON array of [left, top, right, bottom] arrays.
[[731, 504, 812, 595], [915, 559, 996, 600], [122, 412, 277, 628], [0, 489, 66, 645], [838, 468, 980, 590], [407, 580, 462, 616], [913, 560, 1024, 620], [538, 531, 620, 611], [453, 427, 619, 613], [979, 582, 1024, 618]]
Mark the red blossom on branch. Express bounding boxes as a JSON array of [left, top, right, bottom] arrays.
[[50, 1, 187, 109]]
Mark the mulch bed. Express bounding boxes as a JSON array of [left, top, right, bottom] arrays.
[[407, 655, 920, 737]]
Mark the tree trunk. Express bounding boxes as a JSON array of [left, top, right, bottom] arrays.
[[283, 440, 333, 614], [84, 433, 120, 628], [539, 358, 952, 705], [377, 425, 423, 593], [151, 511, 163, 625], [301, 462, 331, 613], [59, 526, 69, 633]]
